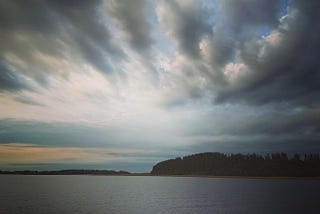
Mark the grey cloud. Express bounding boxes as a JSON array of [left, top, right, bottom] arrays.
[[0, 0, 58, 33], [158, 0, 213, 58], [186, 127, 320, 156], [0, 119, 184, 172], [222, 0, 280, 36], [48, 0, 124, 72], [215, 0, 320, 106], [0, 119, 180, 150], [176, 102, 320, 154], [0, 61, 30, 91], [13, 95, 45, 107], [203, 0, 280, 69], [190, 136, 320, 155], [105, 0, 153, 55], [229, 109, 320, 137], [73, 34, 113, 74], [0, 119, 119, 147], [0, 0, 124, 91], [156, 0, 216, 101], [160, 0, 320, 107], [187, 105, 320, 138], [104, 0, 159, 81]]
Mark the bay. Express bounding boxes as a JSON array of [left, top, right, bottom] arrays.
[[0, 175, 319, 214]]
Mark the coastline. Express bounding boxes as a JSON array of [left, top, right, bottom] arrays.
[[1, 172, 320, 180], [94, 173, 320, 180], [147, 174, 320, 180]]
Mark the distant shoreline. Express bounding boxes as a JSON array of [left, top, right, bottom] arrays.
[[145, 174, 320, 180], [2, 172, 319, 180], [0, 169, 130, 176], [109, 173, 320, 180]]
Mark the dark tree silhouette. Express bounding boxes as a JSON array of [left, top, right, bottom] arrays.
[[151, 152, 320, 177]]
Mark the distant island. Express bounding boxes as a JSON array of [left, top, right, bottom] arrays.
[[0, 169, 130, 175], [151, 152, 320, 177], [2, 152, 320, 177]]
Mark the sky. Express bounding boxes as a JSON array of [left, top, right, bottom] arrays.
[[0, 0, 319, 172]]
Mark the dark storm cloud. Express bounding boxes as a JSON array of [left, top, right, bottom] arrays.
[[186, 125, 320, 155], [190, 135, 320, 155], [214, 0, 320, 105], [185, 106, 319, 137], [105, 0, 153, 55], [161, 0, 320, 107], [203, 0, 281, 71], [0, 0, 124, 91], [226, 108, 320, 136], [158, 0, 212, 58], [222, 0, 280, 35], [176, 103, 320, 154]]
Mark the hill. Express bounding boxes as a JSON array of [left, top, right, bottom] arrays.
[[151, 152, 320, 177]]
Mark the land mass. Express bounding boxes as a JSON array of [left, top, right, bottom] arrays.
[[2, 152, 320, 178], [0, 169, 130, 175], [151, 152, 320, 177]]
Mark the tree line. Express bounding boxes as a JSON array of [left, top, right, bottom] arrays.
[[0, 169, 130, 175], [151, 152, 320, 177]]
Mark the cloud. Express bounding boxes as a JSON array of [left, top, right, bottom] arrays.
[[214, 0, 320, 105], [105, 0, 153, 55], [13, 95, 45, 106], [0, 119, 119, 147], [0, 61, 30, 91], [229, 108, 320, 136], [0, 117, 187, 149], [1, 0, 319, 106], [157, 0, 320, 107], [0, 0, 124, 91], [0, 143, 151, 164], [157, 0, 212, 58], [221, 0, 280, 35]]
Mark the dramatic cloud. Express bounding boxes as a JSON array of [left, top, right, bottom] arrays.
[[157, 0, 213, 58], [0, 0, 124, 91], [213, 0, 320, 105], [105, 0, 153, 55], [156, 0, 320, 106], [0, 0, 319, 171], [221, 0, 280, 34]]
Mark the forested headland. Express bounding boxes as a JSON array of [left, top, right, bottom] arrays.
[[151, 152, 320, 177]]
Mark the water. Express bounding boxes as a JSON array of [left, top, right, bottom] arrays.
[[0, 175, 319, 214]]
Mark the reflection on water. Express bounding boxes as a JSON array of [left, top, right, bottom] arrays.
[[0, 175, 319, 214]]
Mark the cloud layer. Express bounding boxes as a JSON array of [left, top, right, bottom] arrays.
[[0, 0, 319, 171], [157, 0, 320, 106]]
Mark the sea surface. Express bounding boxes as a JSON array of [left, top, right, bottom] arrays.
[[0, 175, 319, 214]]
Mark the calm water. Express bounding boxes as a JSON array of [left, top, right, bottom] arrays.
[[0, 175, 319, 214]]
